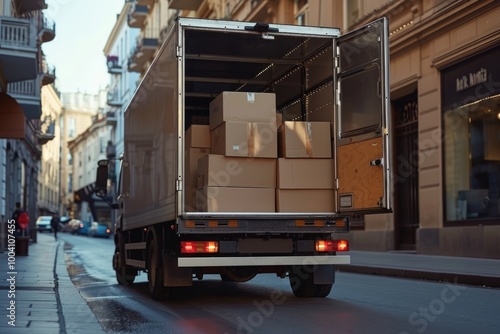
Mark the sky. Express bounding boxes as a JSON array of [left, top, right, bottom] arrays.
[[42, 0, 124, 95]]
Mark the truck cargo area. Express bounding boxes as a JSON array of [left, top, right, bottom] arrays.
[[96, 17, 391, 299]]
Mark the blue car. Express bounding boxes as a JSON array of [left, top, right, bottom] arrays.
[[87, 222, 111, 238], [77, 221, 91, 236]]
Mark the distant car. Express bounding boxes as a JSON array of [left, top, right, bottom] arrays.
[[67, 219, 82, 234], [87, 222, 111, 238], [77, 221, 91, 236], [36, 216, 53, 232], [59, 216, 72, 232]]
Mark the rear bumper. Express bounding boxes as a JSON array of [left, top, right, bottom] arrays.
[[178, 255, 350, 267]]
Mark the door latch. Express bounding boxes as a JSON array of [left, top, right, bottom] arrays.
[[370, 158, 383, 166]]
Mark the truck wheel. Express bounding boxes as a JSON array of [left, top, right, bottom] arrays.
[[220, 274, 235, 282], [147, 238, 171, 300], [113, 251, 135, 286], [289, 266, 333, 298]]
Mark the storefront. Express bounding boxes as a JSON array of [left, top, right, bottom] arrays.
[[442, 46, 500, 224]]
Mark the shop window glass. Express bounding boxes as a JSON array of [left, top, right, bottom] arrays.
[[444, 95, 500, 221]]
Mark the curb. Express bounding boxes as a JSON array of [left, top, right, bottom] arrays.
[[336, 265, 500, 288]]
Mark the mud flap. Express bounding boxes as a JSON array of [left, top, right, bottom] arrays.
[[313, 265, 335, 284], [162, 252, 193, 286]]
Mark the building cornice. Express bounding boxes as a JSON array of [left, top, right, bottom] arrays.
[[388, 0, 498, 58]]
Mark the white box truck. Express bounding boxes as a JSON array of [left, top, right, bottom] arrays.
[[95, 17, 391, 299]]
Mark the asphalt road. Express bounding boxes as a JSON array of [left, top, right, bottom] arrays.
[[58, 233, 500, 334]]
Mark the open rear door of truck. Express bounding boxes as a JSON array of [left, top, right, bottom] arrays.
[[334, 18, 391, 214]]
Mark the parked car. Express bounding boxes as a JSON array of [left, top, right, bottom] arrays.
[[59, 216, 72, 232], [76, 221, 91, 236], [87, 222, 111, 238], [36, 216, 53, 233], [67, 219, 82, 234]]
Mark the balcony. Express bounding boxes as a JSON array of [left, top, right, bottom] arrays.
[[40, 64, 55, 86], [0, 16, 38, 82], [128, 4, 148, 28], [37, 117, 55, 145], [40, 55, 55, 86], [128, 33, 158, 73], [107, 89, 121, 107], [106, 55, 122, 74], [7, 79, 41, 119], [38, 15, 55, 43], [105, 111, 117, 126], [13, 0, 48, 14], [169, 0, 203, 10]]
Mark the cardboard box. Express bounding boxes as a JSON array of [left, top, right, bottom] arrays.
[[185, 148, 210, 211], [276, 189, 335, 212], [185, 124, 210, 148], [197, 154, 276, 189], [277, 158, 335, 189], [209, 92, 276, 130], [278, 121, 332, 158], [196, 187, 275, 212], [211, 121, 277, 158]]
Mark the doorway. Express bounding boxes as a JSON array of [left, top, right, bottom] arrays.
[[393, 91, 419, 250]]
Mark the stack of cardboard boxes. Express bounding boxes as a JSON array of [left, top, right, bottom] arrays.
[[277, 121, 335, 212], [185, 125, 211, 211], [185, 91, 335, 213], [195, 92, 278, 212]]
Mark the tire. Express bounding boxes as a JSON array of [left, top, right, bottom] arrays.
[[147, 237, 171, 300], [113, 251, 135, 286], [113, 233, 136, 286], [289, 265, 333, 298], [220, 274, 235, 282]]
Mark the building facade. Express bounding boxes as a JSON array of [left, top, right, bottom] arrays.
[[103, 1, 140, 188], [67, 112, 115, 229], [37, 84, 62, 217], [340, 0, 500, 259], [59, 92, 103, 218], [0, 0, 56, 242]]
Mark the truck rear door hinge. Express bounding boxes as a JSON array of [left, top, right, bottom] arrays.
[[334, 55, 339, 71], [176, 46, 182, 57], [176, 179, 182, 191]]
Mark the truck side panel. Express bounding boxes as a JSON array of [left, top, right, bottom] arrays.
[[122, 27, 179, 231]]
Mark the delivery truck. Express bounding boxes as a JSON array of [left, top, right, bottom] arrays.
[[95, 17, 391, 299]]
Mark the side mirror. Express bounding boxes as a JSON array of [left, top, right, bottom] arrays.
[[95, 160, 109, 198]]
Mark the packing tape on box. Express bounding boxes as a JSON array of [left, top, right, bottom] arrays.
[[305, 122, 313, 157], [247, 122, 256, 157], [247, 92, 255, 103]]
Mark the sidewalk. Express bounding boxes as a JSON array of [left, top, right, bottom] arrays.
[[0, 233, 105, 334], [1, 235, 499, 334], [337, 250, 500, 288]]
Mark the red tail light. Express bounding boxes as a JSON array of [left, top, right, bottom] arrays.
[[316, 240, 349, 252], [181, 241, 218, 254]]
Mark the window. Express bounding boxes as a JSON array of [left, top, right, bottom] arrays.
[[444, 94, 500, 221], [68, 117, 76, 138]]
